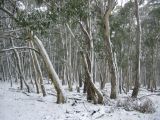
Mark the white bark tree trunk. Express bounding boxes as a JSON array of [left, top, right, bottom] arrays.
[[31, 32, 66, 103], [103, 0, 118, 99]]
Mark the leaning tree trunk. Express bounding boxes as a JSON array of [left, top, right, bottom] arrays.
[[66, 22, 103, 103], [29, 42, 40, 94], [30, 32, 66, 103], [103, 0, 117, 99], [10, 39, 30, 93], [29, 41, 46, 96], [79, 18, 94, 98], [81, 52, 103, 104], [132, 0, 141, 98]]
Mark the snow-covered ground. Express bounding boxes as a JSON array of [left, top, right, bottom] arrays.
[[0, 81, 160, 120]]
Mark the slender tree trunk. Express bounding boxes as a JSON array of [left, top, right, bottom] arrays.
[[30, 41, 47, 96], [29, 43, 40, 94], [1, 58, 6, 82], [10, 39, 30, 92], [132, 0, 141, 98], [119, 68, 122, 94], [6, 56, 12, 87]]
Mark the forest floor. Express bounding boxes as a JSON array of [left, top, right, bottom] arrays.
[[0, 81, 160, 120]]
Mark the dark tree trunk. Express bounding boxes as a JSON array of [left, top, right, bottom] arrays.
[[132, 0, 141, 98]]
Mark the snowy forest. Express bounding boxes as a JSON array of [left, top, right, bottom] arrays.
[[0, 0, 160, 120]]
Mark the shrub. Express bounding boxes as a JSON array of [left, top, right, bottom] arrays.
[[136, 97, 155, 113], [116, 97, 155, 113]]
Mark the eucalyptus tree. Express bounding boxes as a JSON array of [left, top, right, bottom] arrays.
[[131, 0, 141, 98], [63, 0, 104, 104], [0, 0, 66, 103], [110, 1, 135, 94], [95, 0, 118, 99], [1, 0, 159, 105], [141, 0, 160, 91], [103, 0, 119, 99]]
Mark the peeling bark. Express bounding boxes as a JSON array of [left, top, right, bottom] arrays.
[[103, 0, 118, 99]]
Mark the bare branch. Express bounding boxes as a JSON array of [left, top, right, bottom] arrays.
[[66, 23, 75, 38], [66, 23, 83, 51], [0, 46, 40, 54], [78, 21, 92, 43], [0, 6, 19, 23]]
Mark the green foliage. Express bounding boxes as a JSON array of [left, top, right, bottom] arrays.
[[109, 1, 135, 67], [17, 9, 54, 35], [62, 0, 88, 22], [110, 1, 134, 47], [149, 7, 160, 20], [94, 38, 105, 59], [35, 0, 43, 6], [0, 0, 4, 6], [143, 6, 160, 49]]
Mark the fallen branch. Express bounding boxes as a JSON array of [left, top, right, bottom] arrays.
[[47, 93, 57, 96], [22, 91, 30, 96], [68, 97, 83, 101], [95, 114, 105, 119]]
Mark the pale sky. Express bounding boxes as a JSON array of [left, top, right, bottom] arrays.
[[118, 0, 129, 6]]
